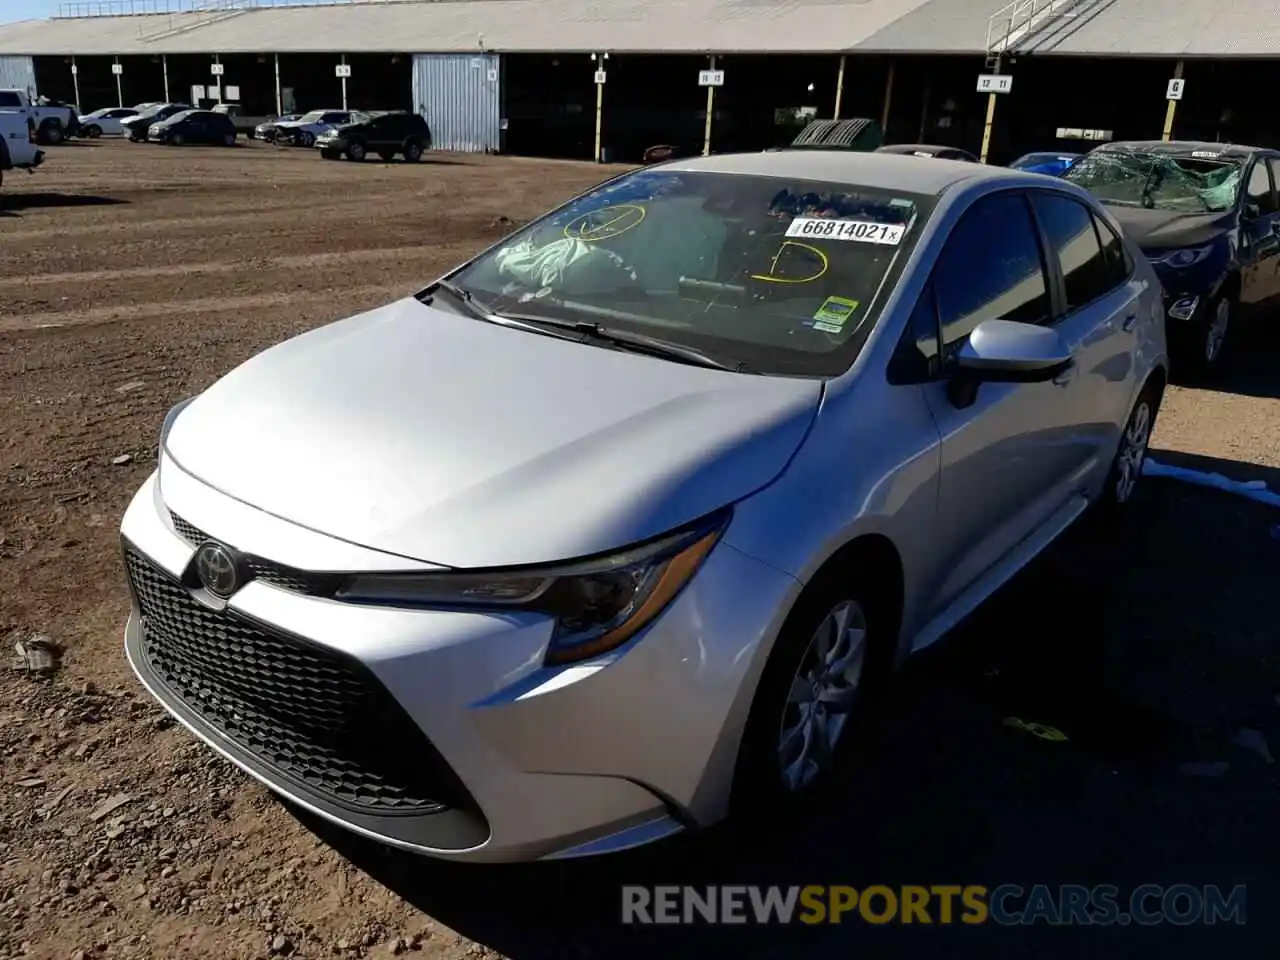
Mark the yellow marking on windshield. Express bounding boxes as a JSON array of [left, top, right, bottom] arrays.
[[563, 203, 647, 241], [750, 240, 829, 284]]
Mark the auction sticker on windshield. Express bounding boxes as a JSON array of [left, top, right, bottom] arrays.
[[785, 218, 905, 245]]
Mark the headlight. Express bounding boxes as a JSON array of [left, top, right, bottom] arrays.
[[159, 396, 196, 447], [1153, 245, 1213, 268], [337, 509, 731, 665]]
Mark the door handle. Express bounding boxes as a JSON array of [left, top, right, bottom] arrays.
[[1122, 312, 1138, 332]]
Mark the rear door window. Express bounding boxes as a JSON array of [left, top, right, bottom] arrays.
[[1030, 192, 1118, 311]]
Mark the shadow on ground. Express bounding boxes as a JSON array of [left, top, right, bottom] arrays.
[[295, 468, 1279, 958], [0, 192, 127, 214]]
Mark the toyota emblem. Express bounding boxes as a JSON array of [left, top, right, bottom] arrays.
[[194, 541, 240, 598]]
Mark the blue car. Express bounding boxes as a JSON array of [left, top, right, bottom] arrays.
[[1010, 152, 1081, 177]]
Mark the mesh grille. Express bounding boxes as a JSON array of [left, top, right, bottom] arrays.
[[125, 547, 468, 815], [790, 118, 875, 148]]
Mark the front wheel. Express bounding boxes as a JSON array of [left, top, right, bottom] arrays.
[[85, 124, 102, 139], [732, 568, 891, 813], [1173, 293, 1232, 383], [41, 122, 64, 145], [223, 133, 236, 146], [346, 140, 366, 162], [299, 131, 314, 148], [171, 133, 183, 146]]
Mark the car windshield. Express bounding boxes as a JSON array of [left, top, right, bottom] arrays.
[[446, 169, 932, 377], [167, 110, 195, 122], [1064, 150, 1243, 213]]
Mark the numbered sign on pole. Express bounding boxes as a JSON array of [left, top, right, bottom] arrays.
[[335, 64, 352, 78], [210, 62, 224, 76], [1166, 78, 1185, 100], [594, 69, 607, 85], [111, 63, 123, 75], [698, 70, 725, 87], [976, 74, 1012, 94]]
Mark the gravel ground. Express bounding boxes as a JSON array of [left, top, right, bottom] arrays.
[[1, 140, 1278, 960]]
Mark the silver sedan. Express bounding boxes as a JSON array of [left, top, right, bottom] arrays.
[[119, 150, 1168, 863]]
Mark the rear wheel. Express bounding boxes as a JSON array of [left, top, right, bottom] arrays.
[[1094, 378, 1162, 518], [403, 139, 423, 162]]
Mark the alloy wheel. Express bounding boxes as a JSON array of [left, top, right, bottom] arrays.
[[777, 599, 867, 791], [1206, 298, 1230, 365], [1114, 399, 1152, 504]]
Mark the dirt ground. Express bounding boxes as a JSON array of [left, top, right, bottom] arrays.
[[1, 140, 1278, 960]]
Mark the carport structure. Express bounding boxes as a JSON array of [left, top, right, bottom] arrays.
[[0, 0, 1274, 163]]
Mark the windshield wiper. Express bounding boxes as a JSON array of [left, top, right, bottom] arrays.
[[492, 313, 742, 372], [420, 279, 496, 320]]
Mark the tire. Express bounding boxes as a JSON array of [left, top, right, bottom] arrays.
[[346, 140, 366, 162], [1174, 293, 1232, 384], [40, 121, 63, 146], [1093, 378, 1162, 518], [171, 133, 184, 146], [403, 139, 423, 162], [300, 131, 314, 148], [85, 124, 102, 139], [223, 133, 236, 147], [732, 563, 894, 814]]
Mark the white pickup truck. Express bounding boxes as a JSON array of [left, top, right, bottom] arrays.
[[0, 89, 79, 145], [0, 110, 45, 190]]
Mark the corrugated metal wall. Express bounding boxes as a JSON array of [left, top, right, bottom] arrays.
[[0, 56, 37, 98], [411, 53, 500, 153]]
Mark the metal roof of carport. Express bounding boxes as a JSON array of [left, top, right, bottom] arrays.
[[0, 0, 939, 56], [852, 0, 1280, 57]]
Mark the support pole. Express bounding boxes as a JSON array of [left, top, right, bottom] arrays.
[[340, 53, 348, 111], [161, 54, 169, 103], [114, 55, 123, 108], [880, 60, 894, 134], [593, 56, 604, 163], [1162, 59, 1184, 142], [214, 54, 222, 103], [978, 54, 999, 164], [70, 57, 81, 110], [833, 54, 846, 120], [274, 53, 282, 116], [702, 54, 716, 157]]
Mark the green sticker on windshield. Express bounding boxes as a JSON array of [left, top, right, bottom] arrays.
[[811, 296, 860, 334]]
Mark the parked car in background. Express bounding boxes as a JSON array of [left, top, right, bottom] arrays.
[[252, 114, 301, 142], [0, 110, 43, 191], [121, 151, 1166, 864], [274, 110, 362, 147], [1010, 151, 1081, 176], [877, 143, 979, 162], [0, 89, 78, 144], [124, 103, 192, 142], [77, 106, 138, 138], [147, 109, 238, 146], [317, 111, 432, 162], [212, 103, 275, 138], [1064, 140, 1276, 379]]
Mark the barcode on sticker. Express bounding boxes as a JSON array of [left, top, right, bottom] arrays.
[[785, 218, 905, 245]]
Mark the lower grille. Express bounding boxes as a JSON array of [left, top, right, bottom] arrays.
[[125, 547, 470, 816]]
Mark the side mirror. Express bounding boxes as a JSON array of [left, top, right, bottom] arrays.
[[947, 319, 1073, 408], [1244, 201, 1262, 220]]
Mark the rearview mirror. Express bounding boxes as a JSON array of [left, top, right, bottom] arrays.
[[947, 319, 1073, 408]]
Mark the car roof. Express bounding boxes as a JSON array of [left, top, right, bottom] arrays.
[[661, 150, 1015, 196], [1096, 140, 1275, 160]]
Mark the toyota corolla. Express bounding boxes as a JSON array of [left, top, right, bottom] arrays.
[[121, 151, 1167, 862]]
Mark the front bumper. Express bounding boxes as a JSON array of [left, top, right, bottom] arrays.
[[119, 460, 799, 862], [315, 137, 343, 150]]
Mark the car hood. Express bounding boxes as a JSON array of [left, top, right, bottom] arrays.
[[1102, 204, 1235, 251], [164, 297, 823, 568]]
